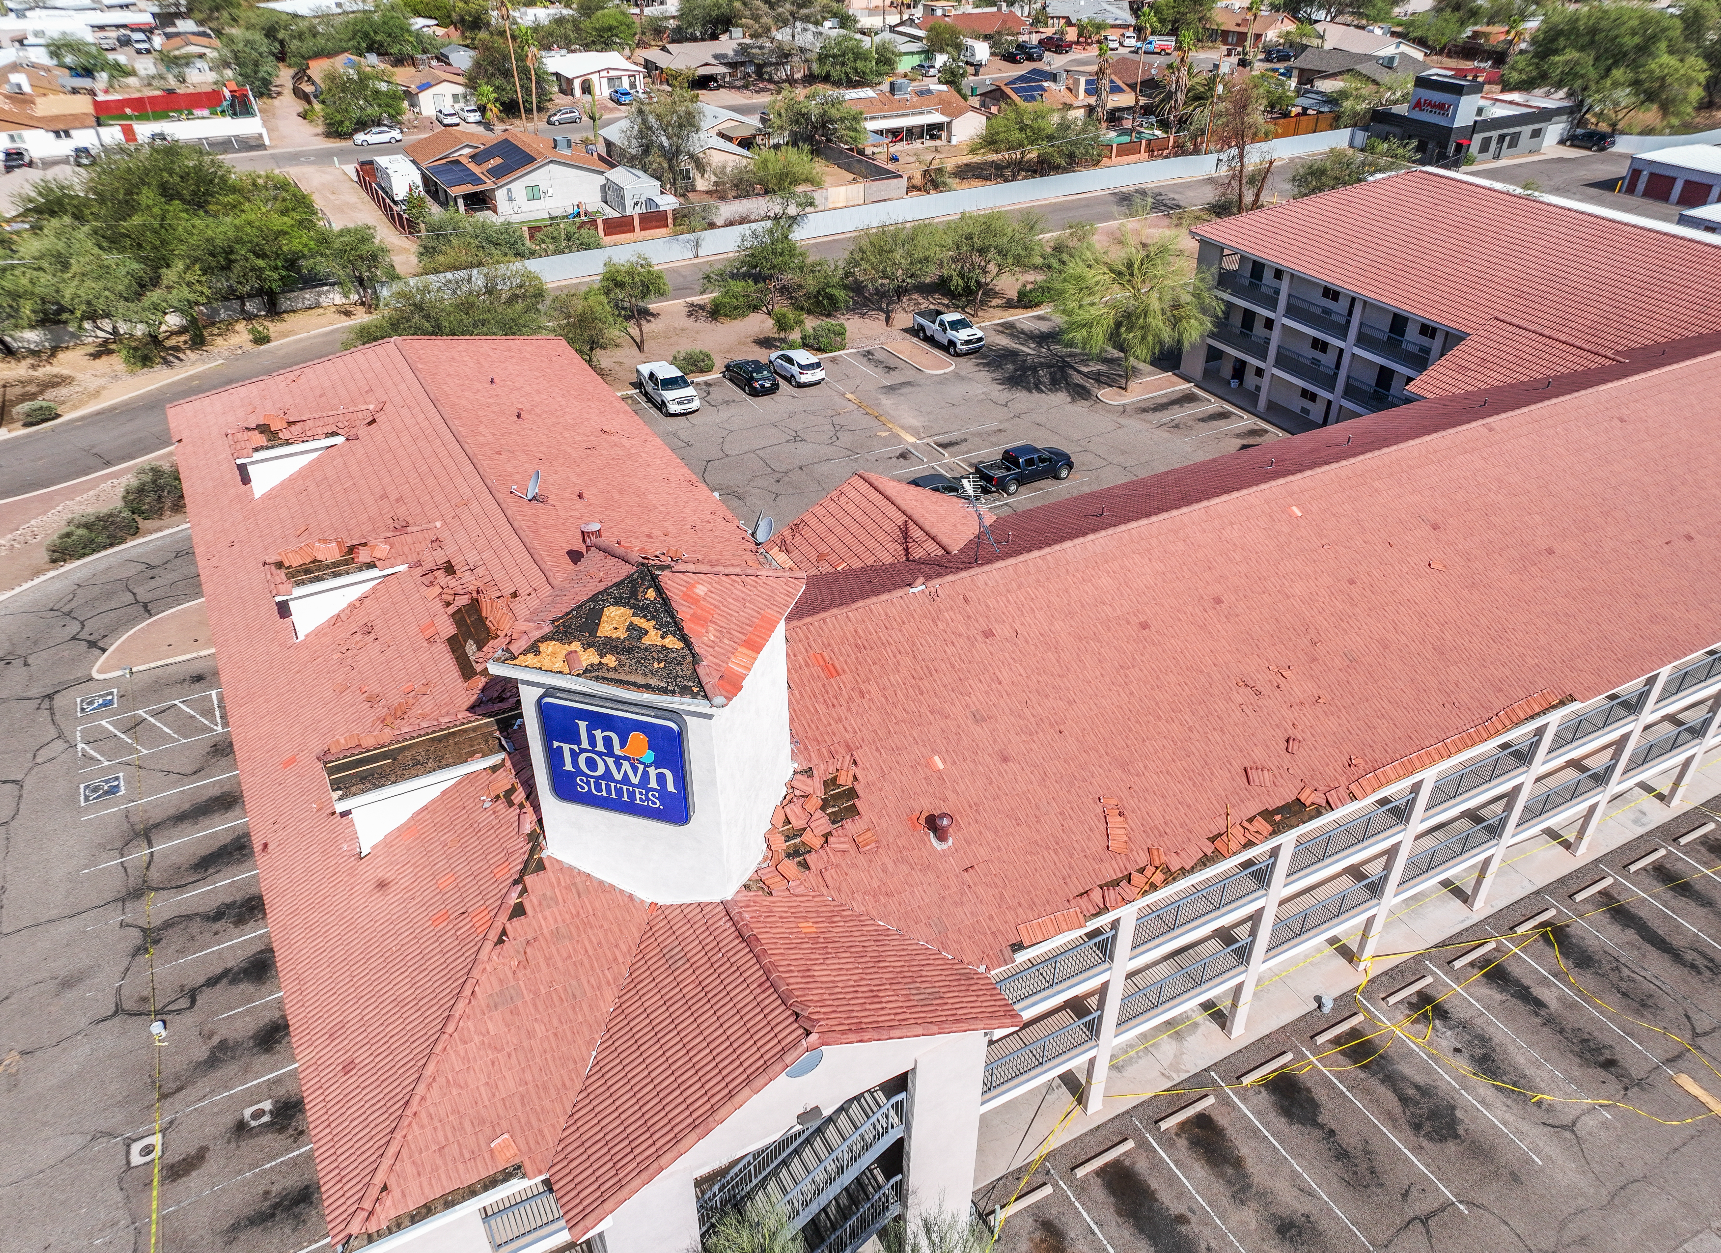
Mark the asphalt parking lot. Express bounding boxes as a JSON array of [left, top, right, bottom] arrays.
[[1477, 149, 1684, 226], [631, 314, 1281, 533], [975, 797, 1721, 1253], [0, 530, 322, 1253]]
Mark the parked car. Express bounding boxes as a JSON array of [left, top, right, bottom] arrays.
[[1120, 30, 1138, 48], [547, 106, 583, 125], [913, 61, 937, 77], [609, 86, 634, 104], [352, 125, 403, 146], [635, 361, 700, 414], [1104, 33, 1121, 49], [435, 107, 461, 126], [1038, 34, 1074, 52], [69, 145, 95, 166], [913, 308, 985, 355], [1262, 45, 1296, 62], [973, 444, 1072, 495], [1002, 42, 1045, 62], [1, 147, 28, 171], [723, 358, 779, 396], [908, 472, 974, 496], [459, 104, 483, 124], [1565, 128, 1616, 151], [769, 348, 826, 387]]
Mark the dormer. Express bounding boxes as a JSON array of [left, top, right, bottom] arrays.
[[268, 538, 405, 641], [227, 405, 384, 498]]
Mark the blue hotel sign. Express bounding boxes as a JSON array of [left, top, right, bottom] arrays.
[[539, 695, 691, 825]]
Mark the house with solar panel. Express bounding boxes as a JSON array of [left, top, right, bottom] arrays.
[[597, 102, 760, 192], [391, 63, 471, 119], [844, 83, 984, 148], [976, 68, 1134, 125], [404, 130, 614, 221]]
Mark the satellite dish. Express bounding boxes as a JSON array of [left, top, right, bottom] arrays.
[[527, 469, 541, 501], [752, 515, 775, 543]]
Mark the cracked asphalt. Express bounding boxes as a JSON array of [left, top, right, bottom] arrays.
[[976, 799, 1721, 1253], [0, 527, 322, 1253], [630, 315, 1281, 534]]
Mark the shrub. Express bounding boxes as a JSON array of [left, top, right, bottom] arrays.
[[671, 348, 715, 376], [123, 462, 184, 519], [248, 323, 272, 345], [792, 257, 850, 316], [770, 307, 805, 336], [708, 280, 766, 321], [117, 339, 160, 370], [1015, 278, 1052, 307], [802, 320, 846, 353], [46, 507, 138, 563], [17, 400, 59, 426]]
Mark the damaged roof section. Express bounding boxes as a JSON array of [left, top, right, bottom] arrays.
[[323, 706, 525, 804], [762, 471, 990, 572]]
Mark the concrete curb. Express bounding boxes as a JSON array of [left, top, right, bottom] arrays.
[[0, 522, 189, 604], [880, 341, 954, 374], [0, 446, 175, 511], [1096, 379, 1193, 406], [91, 596, 211, 679]]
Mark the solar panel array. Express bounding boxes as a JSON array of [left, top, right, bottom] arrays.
[[472, 138, 536, 181], [427, 159, 484, 190]]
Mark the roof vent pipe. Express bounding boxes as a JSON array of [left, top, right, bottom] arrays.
[[580, 521, 603, 548], [926, 811, 955, 849]]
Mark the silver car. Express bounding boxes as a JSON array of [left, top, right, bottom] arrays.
[[352, 125, 402, 146], [769, 349, 826, 387]]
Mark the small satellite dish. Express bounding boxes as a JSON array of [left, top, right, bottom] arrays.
[[527, 469, 541, 501], [752, 515, 775, 543]]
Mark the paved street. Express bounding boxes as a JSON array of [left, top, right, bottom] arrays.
[[976, 797, 1721, 1253], [629, 314, 1278, 530], [0, 528, 322, 1253]]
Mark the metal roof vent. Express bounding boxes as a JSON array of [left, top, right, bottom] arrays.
[[580, 521, 603, 548], [926, 811, 954, 849]]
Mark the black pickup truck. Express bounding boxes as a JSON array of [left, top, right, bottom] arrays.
[[974, 444, 1073, 495]]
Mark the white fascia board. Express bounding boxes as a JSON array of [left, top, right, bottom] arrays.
[[343, 1176, 550, 1253], [336, 749, 506, 815], [236, 434, 344, 498], [274, 563, 406, 642], [340, 751, 504, 855]]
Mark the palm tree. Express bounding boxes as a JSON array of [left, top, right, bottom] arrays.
[[1245, 0, 1262, 57], [474, 82, 502, 128], [1046, 225, 1221, 388]]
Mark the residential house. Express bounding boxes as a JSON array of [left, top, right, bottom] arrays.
[[1314, 20, 1427, 59], [158, 30, 219, 82], [540, 50, 643, 100], [406, 128, 613, 219], [393, 61, 469, 117], [638, 38, 756, 87], [1043, 0, 1132, 32], [439, 43, 476, 73], [872, 29, 930, 73], [845, 81, 984, 146], [1288, 46, 1428, 90], [305, 48, 371, 82], [598, 101, 758, 191], [977, 67, 1133, 123], [0, 86, 97, 160], [912, 9, 1027, 40], [1209, 4, 1297, 50], [1182, 167, 1721, 425]]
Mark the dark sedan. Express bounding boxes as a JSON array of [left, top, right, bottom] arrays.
[[1001, 44, 1046, 62], [1565, 128, 1616, 151], [723, 358, 779, 396]]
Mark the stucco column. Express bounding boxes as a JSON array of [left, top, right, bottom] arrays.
[[1226, 836, 1292, 1040], [902, 1032, 988, 1227], [1573, 667, 1671, 857], [1081, 902, 1141, 1115], [1352, 774, 1433, 968]]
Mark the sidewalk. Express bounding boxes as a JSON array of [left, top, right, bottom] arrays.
[[973, 748, 1721, 1186]]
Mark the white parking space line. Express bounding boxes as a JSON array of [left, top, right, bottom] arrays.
[[214, 990, 284, 1021], [92, 1144, 316, 1242], [112, 1062, 300, 1142], [1664, 844, 1721, 883], [1601, 863, 1721, 953], [115, 927, 269, 986], [80, 769, 240, 820], [1537, 896, 1721, 1030], [1210, 1075, 1373, 1251], [82, 817, 248, 872], [1131, 1118, 1250, 1253], [83, 870, 261, 930], [1297, 1047, 1468, 1214], [1356, 996, 1542, 1165], [1051, 1167, 1117, 1253], [1519, 911, 1676, 1076], [1423, 963, 1612, 1118]]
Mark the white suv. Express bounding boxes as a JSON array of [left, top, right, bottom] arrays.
[[769, 348, 826, 387], [636, 361, 700, 414]]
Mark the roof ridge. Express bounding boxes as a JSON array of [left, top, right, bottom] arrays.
[[723, 897, 825, 1038], [1482, 314, 1628, 360], [791, 350, 1721, 625], [855, 471, 973, 555]]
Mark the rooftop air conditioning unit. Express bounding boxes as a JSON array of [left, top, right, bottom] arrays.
[[890, 76, 909, 96], [729, 26, 743, 38], [1052, 69, 1066, 87]]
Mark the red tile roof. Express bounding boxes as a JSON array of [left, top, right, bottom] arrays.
[[781, 342, 1721, 968], [762, 471, 989, 571], [1408, 317, 1619, 398], [1195, 169, 1721, 391], [547, 894, 1018, 1238], [919, 11, 1026, 35], [165, 338, 761, 1243]]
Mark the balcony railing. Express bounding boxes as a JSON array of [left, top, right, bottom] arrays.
[[1402, 811, 1509, 885], [1425, 738, 1535, 813], [1210, 320, 1272, 362], [1353, 327, 1433, 372], [1118, 939, 1248, 1025], [1659, 651, 1721, 706], [482, 1187, 566, 1253], [1289, 794, 1412, 875], [1274, 345, 1339, 392], [1217, 271, 1281, 308], [1342, 379, 1406, 413], [1627, 715, 1713, 774], [983, 1011, 1100, 1094], [780, 1094, 906, 1227], [1131, 860, 1272, 954], [1268, 873, 1385, 951], [1284, 295, 1351, 338], [1550, 686, 1648, 752], [1516, 759, 1612, 829], [995, 931, 1112, 1006]]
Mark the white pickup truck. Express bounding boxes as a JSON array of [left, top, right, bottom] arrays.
[[635, 361, 700, 414], [912, 308, 986, 355]]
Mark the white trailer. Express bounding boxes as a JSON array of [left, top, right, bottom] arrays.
[[372, 154, 422, 206]]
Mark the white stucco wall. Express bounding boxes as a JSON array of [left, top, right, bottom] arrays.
[[498, 617, 792, 904], [599, 1031, 990, 1253], [492, 159, 610, 220]]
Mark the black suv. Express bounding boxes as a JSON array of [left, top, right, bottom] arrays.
[[1564, 128, 1616, 151], [723, 358, 779, 396], [1002, 43, 1046, 62], [1262, 46, 1296, 62]]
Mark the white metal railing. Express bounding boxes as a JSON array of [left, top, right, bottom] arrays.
[[979, 639, 1721, 1111]]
